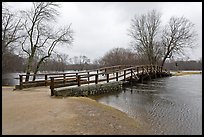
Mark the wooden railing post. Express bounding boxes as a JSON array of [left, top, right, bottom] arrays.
[[26, 74, 30, 83], [124, 70, 126, 81], [116, 72, 118, 81], [63, 74, 66, 84], [130, 69, 133, 81], [137, 67, 139, 74], [95, 74, 98, 84], [87, 72, 90, 84], [19, 75, 23, 90], [45, 74, 48, 86], [77, 75, 81, 87], [107, 73, 109, 83], [50, 77, 54, 96], [33, 74, 36, 81]]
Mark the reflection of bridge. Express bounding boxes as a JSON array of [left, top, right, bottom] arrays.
[[16, 65, 171, 96]]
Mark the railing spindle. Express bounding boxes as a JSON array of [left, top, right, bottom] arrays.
[[95, 74, 98, 84], [19, 75, 23, 90], [45, 75, 47, 86], [77, 75, 81, 87], [116, 72, 118, 81], [107, 74, 109, 83], [50, 77, 54, 96], [124, 70, 126, 81]]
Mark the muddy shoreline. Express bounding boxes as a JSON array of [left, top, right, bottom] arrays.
[[2, 86, 153, 135]]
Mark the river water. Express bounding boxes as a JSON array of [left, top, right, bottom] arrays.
[[2, 72, 202, 135], [94, 74, 202, 135]]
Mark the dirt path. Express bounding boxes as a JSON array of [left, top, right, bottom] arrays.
[[2, 86, 153, 135]]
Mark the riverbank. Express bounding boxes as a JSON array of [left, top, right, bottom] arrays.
[[171, 71, 202, 76], [2, 86, 153, 135]]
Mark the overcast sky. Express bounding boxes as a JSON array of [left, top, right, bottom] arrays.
[[7, 2, 202, 61]]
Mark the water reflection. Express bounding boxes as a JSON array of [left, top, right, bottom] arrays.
[[94, 74, 202, 135], [2, 73, 23, 86]]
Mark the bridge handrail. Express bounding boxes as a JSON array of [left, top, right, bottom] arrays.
[[17, 64, 168, 91]]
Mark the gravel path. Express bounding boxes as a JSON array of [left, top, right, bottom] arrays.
[[2, 86, 153, 135]]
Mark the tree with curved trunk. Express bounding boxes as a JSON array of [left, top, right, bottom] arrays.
[[161, 17, 197, 67]]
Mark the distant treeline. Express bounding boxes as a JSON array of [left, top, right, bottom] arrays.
[[2, 49, 202, 73], [164, 60, 202, 70]]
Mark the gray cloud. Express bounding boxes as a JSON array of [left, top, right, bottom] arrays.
[[7, 2, 202, 61]]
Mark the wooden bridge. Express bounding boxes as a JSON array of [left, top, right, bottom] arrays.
[[15, 65, 171, 96]]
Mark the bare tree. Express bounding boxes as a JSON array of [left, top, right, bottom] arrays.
[[161, 17, 197, 67], [128, 10, 162, 65], [129, 10, 197, 67], [69, 55, 90, 70], [2, 3, 23, 55], [55, 53, 69, 72], [20, 2, 73, 81]]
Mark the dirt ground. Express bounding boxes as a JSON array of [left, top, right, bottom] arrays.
[[2, 86, 153, 135]]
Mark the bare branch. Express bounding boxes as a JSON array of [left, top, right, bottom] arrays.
[[161, 16, 197, 67], [128, 10, 161, 65], [19, 2, 73, 79]]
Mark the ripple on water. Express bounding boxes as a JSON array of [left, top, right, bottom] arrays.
[[96, 75, 202, 135]]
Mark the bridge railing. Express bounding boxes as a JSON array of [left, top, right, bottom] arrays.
[[16, 65, 167, 91], [49, 68, 133, 96], [49, 65, 165, 96], [17, 72, 88, 90], [16, 65, 132, 90]]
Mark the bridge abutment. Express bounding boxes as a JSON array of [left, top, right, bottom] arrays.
[[53, 81, 123, 97]]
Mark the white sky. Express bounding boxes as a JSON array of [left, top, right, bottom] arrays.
[[6, 2, 202, 61]]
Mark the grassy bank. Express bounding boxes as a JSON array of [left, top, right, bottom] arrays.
[[171, 71, 202, 76]]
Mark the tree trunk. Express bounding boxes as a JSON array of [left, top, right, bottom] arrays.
[[161, 55, 168, 69], [25, 56, 33, 82], [33, 55, 49, 81]]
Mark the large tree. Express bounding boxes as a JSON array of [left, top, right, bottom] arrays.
[[20, 2, 73, 81], [129, 10, 197, 67], [129, 10, 162, 65], [161, 17, 197, 67]]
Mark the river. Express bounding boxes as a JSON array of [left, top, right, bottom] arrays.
[[2, 70, 78, 86], [93, 74, 202, 135]]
